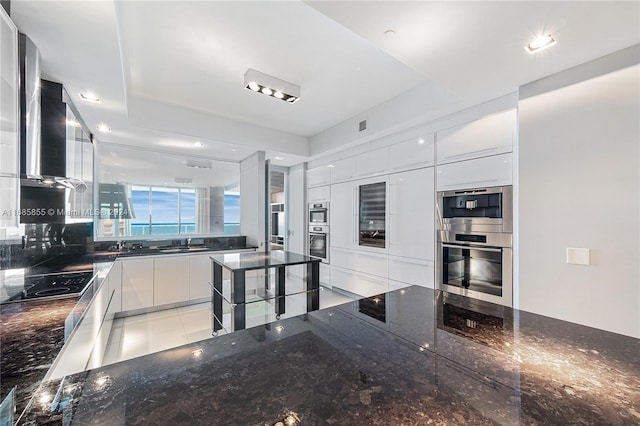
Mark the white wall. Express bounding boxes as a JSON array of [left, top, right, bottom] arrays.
[[518, 47, 639, 338], [240, 151, 266, 248]]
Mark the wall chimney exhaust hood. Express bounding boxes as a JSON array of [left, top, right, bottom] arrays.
[[18, 33, 92, 183]]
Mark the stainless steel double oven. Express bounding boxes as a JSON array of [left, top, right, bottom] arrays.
[[437, 186, 513, 307], [308, 202, 329, 263]]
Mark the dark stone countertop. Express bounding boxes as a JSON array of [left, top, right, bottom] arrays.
[[211, 250, 319, 271], [16, 286, 640, 425]]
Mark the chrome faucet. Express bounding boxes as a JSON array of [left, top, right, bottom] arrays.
[[186, 238, 192, 248]]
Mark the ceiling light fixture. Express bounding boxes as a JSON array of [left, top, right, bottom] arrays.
[[79, 92, 100, 103], [244, 68, 300, 104], [97, 124, 111, 133], [274, 156, 284, 160], [194, 141, 204, 147], [525, 34, 557, 53], [327, 164, 335, 168], [231, 148, 237, 152], [418, 138, 425, 145]]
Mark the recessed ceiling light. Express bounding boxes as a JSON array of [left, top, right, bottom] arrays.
[[327, 164, 335, 168], [248, 81, 260, 91], [261, 87, 273, 96], [194, 141, 204, 147], [384, 29, 395, 39], [231, 148, 237, 152], [66, 119, 81, 127], [97, 124, 111, 133], [273, 91, 284, 99], [79, 92, 100, 103], [418, 138, 425, 145], [525, 34, 557, 53], [274, 156, 284, 160]]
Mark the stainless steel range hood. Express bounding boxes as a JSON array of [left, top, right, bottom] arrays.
[[18, 32, 41, 180]]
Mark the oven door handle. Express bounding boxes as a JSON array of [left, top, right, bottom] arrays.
[[441, 243, 502, 253]]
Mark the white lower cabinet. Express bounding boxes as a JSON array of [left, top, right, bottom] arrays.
[[388, 256, 434, 289], [189, 254, 212, 300], [320, 263, 331, 287], [331, 247, 388, 279], [154, 256, 190, 306], [121, 258, 154, 311], [108, 261, 122, 313], [330, 266, 388, 298], [436, 152, 512, 191]]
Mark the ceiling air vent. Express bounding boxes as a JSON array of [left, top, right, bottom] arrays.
[[359, 120, 367, 132], [186, 159, 212, 169], [174, 177, 193, 184]]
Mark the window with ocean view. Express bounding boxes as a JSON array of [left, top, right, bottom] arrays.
[[96, 142, 240, 239]]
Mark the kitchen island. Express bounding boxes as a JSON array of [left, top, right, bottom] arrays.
[[210, 250, 320, 332], [16, 286, 640, 425]]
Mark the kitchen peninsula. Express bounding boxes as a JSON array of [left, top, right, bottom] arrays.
[[17, 286, 640, 425]]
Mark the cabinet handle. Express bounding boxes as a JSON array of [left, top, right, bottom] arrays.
[[444, 178, 498, 188], [353, 187, 358, 243], [390, 258, 431, 266], [356, 274, 385, 285], [358, 253, 385, 261], [443, 147, 498, 160], [391, 161, 430, 171], [442, 243, 502, 253]]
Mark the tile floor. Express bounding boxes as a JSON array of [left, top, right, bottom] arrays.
[[102, 285, 355, 366]]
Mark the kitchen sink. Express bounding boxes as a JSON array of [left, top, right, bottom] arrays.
[[157, 246, 211, 254]]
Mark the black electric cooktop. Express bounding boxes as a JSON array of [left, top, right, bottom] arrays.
[[6, 271, 95, 303]]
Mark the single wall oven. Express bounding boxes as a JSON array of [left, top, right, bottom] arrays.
[[309, 202, 329, 226], [309, 225, 329, 263], [437, 186, 513, 307]]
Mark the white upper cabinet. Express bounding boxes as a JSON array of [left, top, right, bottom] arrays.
[[307, 185, 330, 203], [330, 156, 357, 183], [436, 109, 516, 165], [307, 166, 331, 188], [389, 168, 435, 260], [356, 147, 389, 178], [389, 133, 435, 172], [436, 152, 512, 191], [0, 8, 19, 227]]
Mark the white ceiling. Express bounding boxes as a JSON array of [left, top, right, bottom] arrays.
[[8, 1, 640, 165]]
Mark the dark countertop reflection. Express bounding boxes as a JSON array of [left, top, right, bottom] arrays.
[[17, 286, 640, 425], [211, 250, 320, 271]]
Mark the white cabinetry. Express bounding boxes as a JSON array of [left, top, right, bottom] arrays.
[[329, 181, 356, 249], [389, 168, 435, 260], [331, 247, 388, 279], [330, 266, 388, 298], [330, 156, 357, 183], [0, 8, 19, 228], [436, 109, 516, 165], [108, 261, 122, 313], [436, 153, 512, 191], [308, 185, 330, 203], [389, 133, 435, 172], [121, 258, 154, 311], [153, 255, 190, 306], [356, 147, 388, 178], [189, 253, 212, 300], [388, 256, 434, 288], [307, 166, 331, 188]]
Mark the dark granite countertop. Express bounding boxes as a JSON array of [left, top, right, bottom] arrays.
[[211, 250, 319, 271], [16, 286, 640, 425]]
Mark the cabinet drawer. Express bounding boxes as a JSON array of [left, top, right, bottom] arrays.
[[320, 262, 331, 287], [330, 266, 388, 298], [330, 247, 357, 270], [388, 257, 434, 288], [356, 251, 388, 279], [436, 109, 515, 165], [436, 152, 512, 191]]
